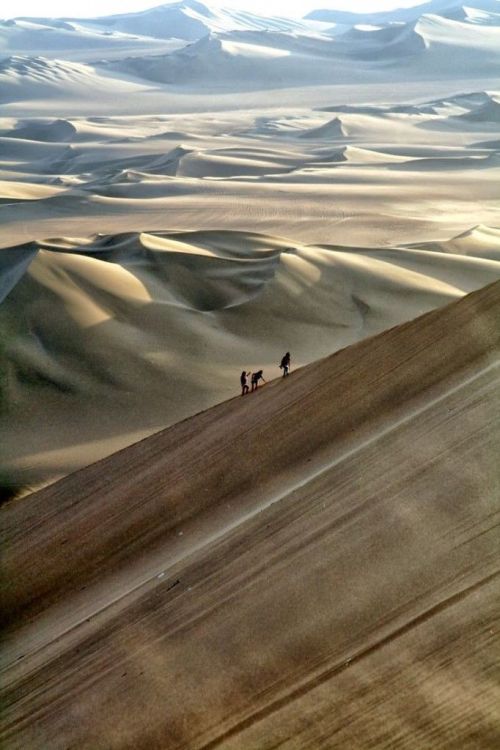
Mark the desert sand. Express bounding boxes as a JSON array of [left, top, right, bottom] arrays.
[[2, 13, 500, 494], [1, 280, 499, 748], [1, 1, 500, 747]]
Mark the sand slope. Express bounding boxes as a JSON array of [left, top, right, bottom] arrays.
[[1, 224, 499, 494], [1, 280, 499, 749]]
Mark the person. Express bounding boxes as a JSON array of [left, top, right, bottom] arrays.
[[251, 370, 266, 392], [280, 352, 291, 377], [241, 371, 250, 396]]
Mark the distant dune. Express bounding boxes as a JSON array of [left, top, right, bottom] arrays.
[[5, 1, 316, 48], [99, 15, 500, 90], [83, 0, 315, 39], [2, 281, 499, 748], [306, 0, 500, 25], [0, 16, 184, 62], [0, 54, 153, 106], [3, 8, 499, 100]]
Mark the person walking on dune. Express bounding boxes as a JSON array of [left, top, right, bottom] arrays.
[[241, 371, 250, 396], [280, 352, 291, 377], [251, 370, 266, 392]]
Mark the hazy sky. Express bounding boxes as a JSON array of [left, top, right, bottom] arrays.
[[2, 0, 427, 20]]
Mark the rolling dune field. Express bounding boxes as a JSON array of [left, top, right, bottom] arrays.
[[1, 76, 500, 491]]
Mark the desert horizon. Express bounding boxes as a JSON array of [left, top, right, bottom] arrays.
[[1, 1, 499, 747]]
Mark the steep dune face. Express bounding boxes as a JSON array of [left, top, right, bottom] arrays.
[[458, 92, 500, 121], [333, 22, 429, 61], [1, 281, 499, 749]]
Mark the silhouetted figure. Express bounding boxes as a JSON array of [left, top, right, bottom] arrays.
[[251, 370, 266, 392], [241, 371, 250, 396], [280, 352, 291, 377]]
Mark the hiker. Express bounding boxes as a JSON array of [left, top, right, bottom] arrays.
[[241, 371, 250, 396], [280, 352, 291, 377], [251, 370, 266, 392]]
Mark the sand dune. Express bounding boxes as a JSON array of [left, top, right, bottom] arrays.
[[1, 1, 498, 116], [0, 180, 65, 202], [100, 15, 500, 91], [1, 4, 499, 494], [0, 55, 153, 106], [1, 69, 499, 499], [0, 246, 39, 303], [444, 3, 500, 22], [407, 224, 500, 259], [307, 0, 500, 25], [412, 90, 500, 133], [5, 117, 77, 142], [1, 87, 499, 254], [1, 224, 499, 492], [331, 22, 428, 60], [103, 32, 350, 90], [1, 4, 500, 744], [0, 17, 184, 62], [300, 116, 347, 139], [1, 281, 499, 748], [459, 92, 500, 122], [68, 0, 316, 41]]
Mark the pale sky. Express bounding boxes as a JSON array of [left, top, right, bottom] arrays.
[[2, 0, 427, 21]]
